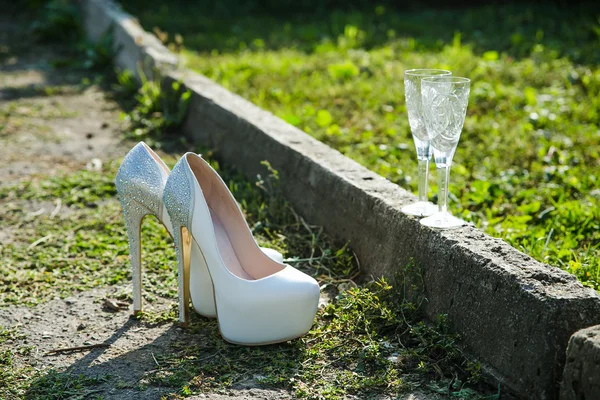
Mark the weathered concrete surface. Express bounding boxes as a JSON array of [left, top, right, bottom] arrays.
[[81, 1, 600, 399], [560, 325, 600, 400]]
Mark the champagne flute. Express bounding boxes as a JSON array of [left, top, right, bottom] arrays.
[[419, 76, 470, 229], [402, 69, 452, 217]]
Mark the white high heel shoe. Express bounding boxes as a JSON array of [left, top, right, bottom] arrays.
[[163, 153, 320, 345], [115, 142, 283, 318]]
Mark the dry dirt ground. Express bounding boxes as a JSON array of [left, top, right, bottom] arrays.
[[0, 14, 447, 400]]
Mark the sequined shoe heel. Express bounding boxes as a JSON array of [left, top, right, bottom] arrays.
[[119, 198, 151, 315], [115, 143, 170, 315]]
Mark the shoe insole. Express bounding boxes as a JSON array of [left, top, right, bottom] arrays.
[[211, 209, 254, 280]]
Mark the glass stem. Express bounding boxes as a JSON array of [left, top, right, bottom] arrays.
[[417, 158, 429, 203], [437, 163, 451, 214]]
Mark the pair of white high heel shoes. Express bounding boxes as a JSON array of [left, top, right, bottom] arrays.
[[115, 142, 320, 345]]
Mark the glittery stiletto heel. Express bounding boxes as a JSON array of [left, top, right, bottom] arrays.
[[119, 198, 151, 315], [116, 143, 170, 316]]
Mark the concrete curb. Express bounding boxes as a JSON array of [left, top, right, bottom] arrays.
[[81, 1, 600, 399]]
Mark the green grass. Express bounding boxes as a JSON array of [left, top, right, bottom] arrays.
[[120, 75, 192, 145], [25, 370, 109, 400], [0, 166, 175, 307], [0, 328, 35, 399], [123, 0, 600, 290]]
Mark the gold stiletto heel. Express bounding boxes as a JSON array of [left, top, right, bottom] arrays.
[[172, 223, 192, 326]]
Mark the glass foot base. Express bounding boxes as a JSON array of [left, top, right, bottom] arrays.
[[401, 201, 438, 217], [420, 211, 465, 230]]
